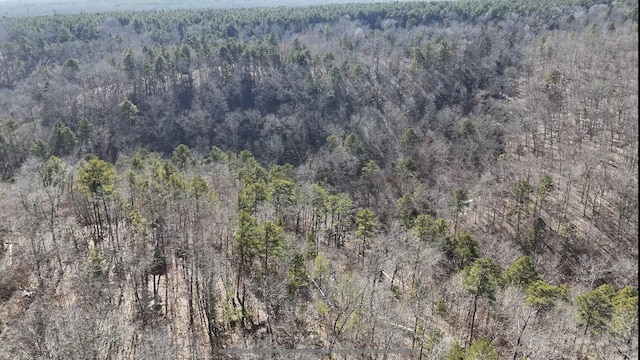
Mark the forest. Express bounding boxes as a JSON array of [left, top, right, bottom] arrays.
[[0, 0, 637, 358]]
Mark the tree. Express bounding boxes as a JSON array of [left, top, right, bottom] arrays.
[[238, 181, 268, 214], [63, 58, 80, 79], [609, 286, 638, 355], [171, 144, 191, 169], [30, 138, 50, 160], [462, 257, 502, 345], [206, 146, 228, 163], [576, 283, 615, 335], [311, 254, 330, 289], [397, 193, 416, 229], [76, 157, 117, 198], [76, 156, 117, 245], [326, 134, 340, 151], [451, 189, 469, 235], [355, 209, 380, 261], [308, 183, 329, 236], [360, 160, 381, 204], [122, 48, 136, 79], [504, 256, 539, 289], [534, 174, 553, 218], [84, 247, 106, 277], [234, 210, 261, 274], [465, 338, 498, 360], [287, 253, 308, 297], [259, 221, 284, 271], [344, 133, 360, 156], [412, 214, 448, 245], [268, 176, 297, 225], [119, 99, 139, 122], [445, 340, 465, 360], [39, 155, 67, 188], [51, 121, 77, 156], [76, 118, 94, 151], [459, 118, 475, 139], [508, 179, 533, 241], [360, 160, 380, 179], [525, 280, 566, 310], [400, 128, 419, 153], [451, 231, 479, 271], [326, 192, 353, 248], [396, 157, 419, 178]]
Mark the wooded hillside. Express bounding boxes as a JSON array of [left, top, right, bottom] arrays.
[[0, 0, 637, 358]]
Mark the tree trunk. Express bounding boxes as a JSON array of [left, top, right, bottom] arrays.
[[468, 294, 479, 347]]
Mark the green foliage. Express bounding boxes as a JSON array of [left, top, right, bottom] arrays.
[[30, 138, 50, 160], [355, 209, 380, 243], [397, 193, 415, 229], [172, 144, 191, 169], [344, 133, 360, 156], [543, 68, 562, 86], [51, 121, 77, 156], [576, 283, 616, 335], [268, 163, 295, 182], [423, 328, 444, 352], [525, 280, 566, 310], [235, 151, 268, 185], [239, 181, 268, 213], [77, 118, 94, 145], [435, 298, 448, 317], [269, 177, 298, 221], [309, 183, 329, 224], [558, 222, 576, 239], [400, 128, 420, 151], [305, 231, 318, 260], [39, 156, 67, 188], [412, 183, 432, 215], [234, 210, 261, 267], [326, 134, 340, 151], [287, 38, 311, 66], [326, 191, 354, 248], [84, 247, 106, 277], [462, 257, 502, 301], [504, 256, 540, 289], [360, 160, 380, 179], [465, 338, 498, 360], [459, 118, 475, 138], [259, 220, 284, 268], [0, 1, 635, 355], [207, 146, 228, 163], [509, 179, 533, 214], [119, 99, 139, 122], [609, 286, 638, 341], [536, 174, 554, 200], [451, 231, 480, 270], [411, 47, 427, 70], [122, 48, 136, 77], [445, 340, 465, 360], [523, 217, 546, 253], [412, 214, 448, 244], [451, 189, 469, 213], [63, 58, 80, 73], [190, 175, 216, 203], [311, 254, 330, 288], [287, 253, 308, 296], [396, 157, 419, 178], [76, 157, 117, 198]]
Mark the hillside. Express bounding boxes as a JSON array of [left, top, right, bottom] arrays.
[[0, 0, 637, 359]]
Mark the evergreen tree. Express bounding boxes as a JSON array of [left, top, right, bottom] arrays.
[[462, 257, 502, 345]]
